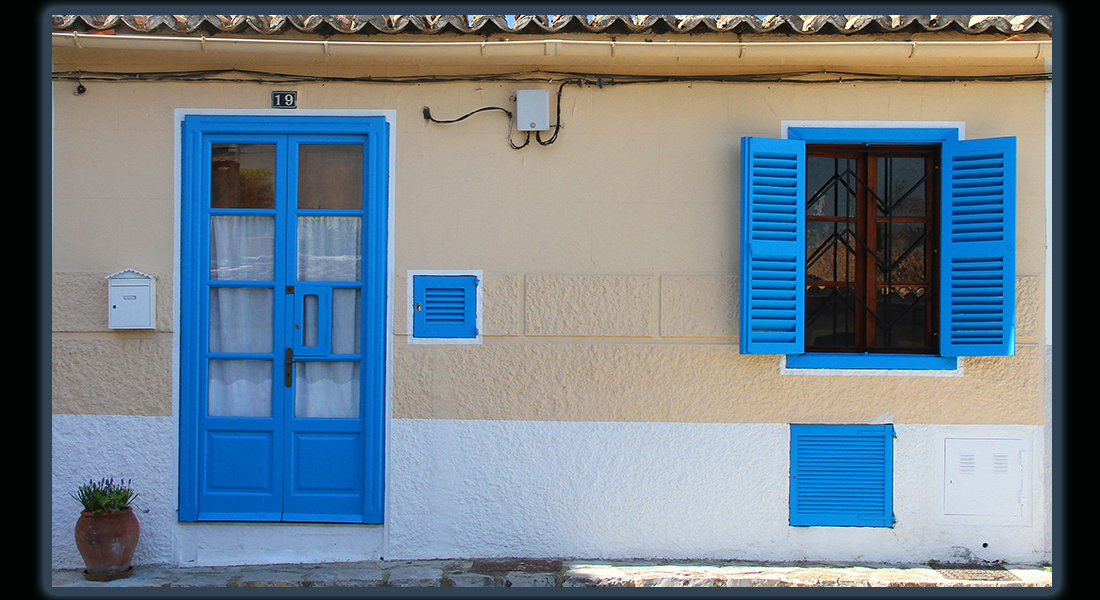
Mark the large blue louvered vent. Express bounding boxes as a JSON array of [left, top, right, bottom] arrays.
[[789, 424, 895, 527]]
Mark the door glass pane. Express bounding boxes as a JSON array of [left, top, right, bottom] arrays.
[[208, 359, 272, 417], [209, 288, 273, 353], [302, 294, 319, 348], [210, 215, 275, 280], [211, 144, 276, 209], [297, 216, 362, 281], [332, 289, 361, 355], [298, 144, 363, 209], [294, 362, 360, 418]]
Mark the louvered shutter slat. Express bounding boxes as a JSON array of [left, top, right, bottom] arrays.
[[940, 137, 1016, 356], [740, 137, 806, 355]]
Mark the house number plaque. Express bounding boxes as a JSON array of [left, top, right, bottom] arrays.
[[272, 91, 297, 109]]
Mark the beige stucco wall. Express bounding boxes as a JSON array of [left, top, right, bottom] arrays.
[[51, 43, 1048, 425]]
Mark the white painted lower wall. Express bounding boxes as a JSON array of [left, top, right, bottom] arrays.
[[388, 419, 1047, 565], [52, 415, 1049, 568], [51, 414, 385, 569], [52, 414, 177, 569]]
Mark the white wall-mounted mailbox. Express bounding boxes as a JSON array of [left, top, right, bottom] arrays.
[[106, 269, 156, 329]]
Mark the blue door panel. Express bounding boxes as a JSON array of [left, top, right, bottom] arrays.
[[291, 432, 362, 492], [205, 431, 277, 492]]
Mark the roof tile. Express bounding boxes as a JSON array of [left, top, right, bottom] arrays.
[[50, 14, 1052, 36]]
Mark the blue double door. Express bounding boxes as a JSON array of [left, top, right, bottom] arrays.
[[180, 116, 388, 523]]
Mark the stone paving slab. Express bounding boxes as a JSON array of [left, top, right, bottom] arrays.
[[50, 559, 1053, 588]]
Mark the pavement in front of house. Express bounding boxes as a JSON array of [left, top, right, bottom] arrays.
[[51, 558, 1053, 589]]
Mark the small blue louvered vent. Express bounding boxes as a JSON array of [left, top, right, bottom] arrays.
[[789, 424, 895, 527], [412, 274, 479, 339]]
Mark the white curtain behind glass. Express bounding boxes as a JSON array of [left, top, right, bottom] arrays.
[[295, 216, 361, 418], [208, 215, 275, 417], [207, 214, 361, 418], [297, 216, 361, 282]]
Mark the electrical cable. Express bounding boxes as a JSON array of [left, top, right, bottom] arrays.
[[51, 68, 1052, 85], [422, 105, 511, 124], [535, 79, 584, 146], [422, 104, 531, 149], [59, 67, 1052, 148]]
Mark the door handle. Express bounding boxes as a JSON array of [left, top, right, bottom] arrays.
[[285, 347, 294, 387]]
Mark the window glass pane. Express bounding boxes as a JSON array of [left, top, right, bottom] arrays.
[[298, 144, 363, 209], [806, 287, 856, 349], [208, 359, 272, 417], [210, 215, 274, 280], [805, 146, 938, 354], [209, 287, 273, 353], [878, 155, 928, 217], [211, 144, 276, 209], [876, 223, 927, 284], [807, 155, 857, 218], [297, 216, 362, 281], [295, 362, 360, 418], [332, 288, 361, 355], [875, 287, 929, 349], [807, 222, 855, 284]]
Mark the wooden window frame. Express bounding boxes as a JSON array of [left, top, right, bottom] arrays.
[[804, 144, 940, 354]]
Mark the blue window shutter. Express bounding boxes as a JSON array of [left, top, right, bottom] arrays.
[[740, 137, 806, 354], [413, 275, 479, 338], [790, 424, 895, 527], [940, 137, 1016, 357]]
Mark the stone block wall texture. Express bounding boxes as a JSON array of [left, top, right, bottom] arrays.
[[50, 75, 1049, 422]]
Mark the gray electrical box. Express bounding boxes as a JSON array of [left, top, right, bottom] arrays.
[[943, 437, 1028, 518], [516, 89, 550, 131], [106, 269, 156, 329]]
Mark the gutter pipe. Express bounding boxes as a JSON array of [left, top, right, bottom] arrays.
[[52, 32, 1052, 62]]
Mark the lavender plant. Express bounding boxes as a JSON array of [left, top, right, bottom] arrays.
[[71, 478, 137, 513]]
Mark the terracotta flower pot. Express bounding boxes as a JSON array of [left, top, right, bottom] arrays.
[[74, 507, 139, 581]]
